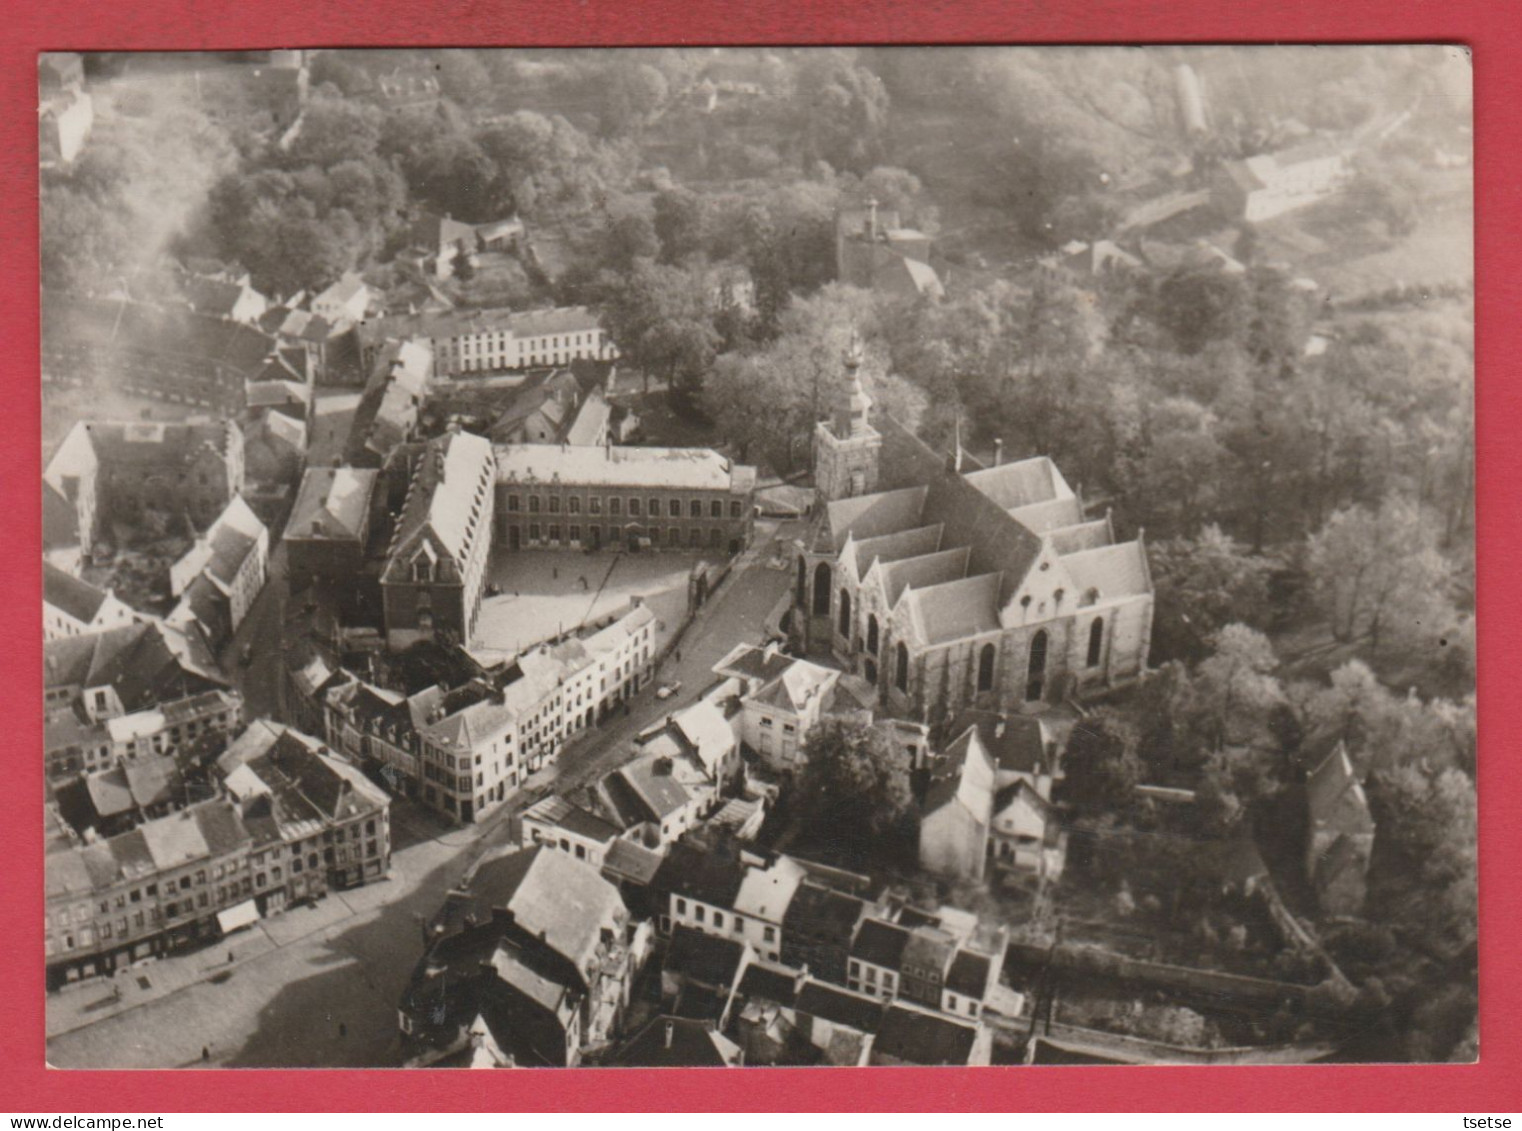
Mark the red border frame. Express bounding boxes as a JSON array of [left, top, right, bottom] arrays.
[[6, 1, 1517, 1112]]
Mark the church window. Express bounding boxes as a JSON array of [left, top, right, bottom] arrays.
[[797, 557, 808, 605], [977, 643, 996, 692], [1026, 630, 1048, 702], [813, 563, 832, 616], [1087, 618, 1105, 668], [839, 589, 852, 637], [866, 615, 879, 654], [895, 643, 910, 692]]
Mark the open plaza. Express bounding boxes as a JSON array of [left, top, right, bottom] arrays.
[[471, 547, 712, 660]]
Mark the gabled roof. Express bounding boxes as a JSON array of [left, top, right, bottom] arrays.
[[406, 213, 476, 256], [712, 643, 794, 687], [613, 754, 694, 823], [383, 430, 494, 582], [734, 854, 807, 924], [200, 496, 266, 587], [782, 879, 867, 942], [455, 845, 624, 975], [847, 524, 944, 578], [947, 710, 1053, 777], [600, 837, 666, 887], [1049, 518, 1113, 556], [613, 1015, 743, 1068], [903, 572, 1003, 647], [747, 659, 839, 716], [795, 980, 885, 1033], [737, 960, 801, 1007], [850, 917, 911, 968], [946, 948, 994, 997], [1307, 742, 1375, 836], [44, 561, 111, 624], [288, 467, 377, 541], [1062, 541, 1151, 602], [819, 487, 928, 553], [665, 924, 747, 988], [876, 545, 970, 608], [650, 838, 746, 908], [43, 621, 228, 706], [873, 1003, 980, 1065]]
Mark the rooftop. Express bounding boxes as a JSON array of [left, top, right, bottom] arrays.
[[494, 442, 755, 494], [287, 467, 378, 542]]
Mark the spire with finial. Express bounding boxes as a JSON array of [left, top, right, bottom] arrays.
[[844, 326, 865, 371], [832, 326, 872, 439]]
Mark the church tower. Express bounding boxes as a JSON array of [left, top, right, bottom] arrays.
[[814, 331, 882, 502]]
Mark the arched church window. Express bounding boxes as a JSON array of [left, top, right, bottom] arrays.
[[977, 643, 996, 692], [813, 562, 832, 616], [895, 643, 910, 692], [1087, 618, 1105, 668], [1025, 630, 1048, 702], [866, 615, 879, 654], [839, 589, 852, 637]]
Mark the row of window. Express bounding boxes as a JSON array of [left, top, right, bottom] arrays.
[[509, 494, 744, 520], [520, 524, 726, 549], [673, 897, 778, 943], [453, 331, 599, 354]]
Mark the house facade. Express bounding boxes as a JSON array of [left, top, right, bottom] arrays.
[[380, 429, 496, 649], [360, 305, 614, 379], [43, 563, 138, 641], [494, 442, 756, 555], [168, 495, 270, 633]]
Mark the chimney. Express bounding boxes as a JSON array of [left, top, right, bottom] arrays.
[[664, 1020, 675, 1050], [994, 438, 1003, 467], [866, 197, 879, 241]]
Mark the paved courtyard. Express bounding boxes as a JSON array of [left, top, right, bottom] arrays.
[[474, 548, 708, 656]]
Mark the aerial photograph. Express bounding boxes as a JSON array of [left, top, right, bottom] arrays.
[[39, 45, 1474, 1069]]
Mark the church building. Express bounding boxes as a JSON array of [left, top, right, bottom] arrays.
[[795, 343, 1153, 727]]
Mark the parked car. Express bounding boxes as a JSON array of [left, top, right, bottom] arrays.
[[656, 681, 682, 700]]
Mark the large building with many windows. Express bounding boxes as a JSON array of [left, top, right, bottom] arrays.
[[358, 305, 614, 379], [380, 429, 496, 649], [796, 348, 1153, 727], [493, 443, 756, 555]]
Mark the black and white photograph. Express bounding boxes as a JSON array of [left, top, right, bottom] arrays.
[[40, 45, 1475, 1069]]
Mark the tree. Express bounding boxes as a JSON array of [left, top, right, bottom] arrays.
[[1374, 762, 1476, 954], [653, 187, 707, 265], [792, 50, 891, 172], [598, 258, 718, 399], [1147, 525, 1274, 663], [1306, 497, 1456, 651], [1059, 710, 1143, 809], [1186, 624, 1284, 751], [794, 718, 914, 854], [283, 91, 383, 168], [435, 50, 492, 106], [599, 206, 660, 275], [1153, 267, 1249, 356]]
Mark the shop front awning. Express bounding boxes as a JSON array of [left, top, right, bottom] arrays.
[[216, 899, 261, 935]]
